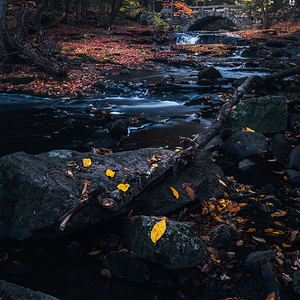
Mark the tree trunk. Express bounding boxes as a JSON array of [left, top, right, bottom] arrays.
[[109, 0, 123, 25]]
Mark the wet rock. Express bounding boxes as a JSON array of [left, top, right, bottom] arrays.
[[216, 78, 231, 85], [240, 48, 257, 58], [209, 224, 237, 251], [288, 113, 300, 132], [232, 77, 247, 87], [293, 270, 300, 295], [285, 82, 300, 92], [222, 131, 268, 160], [92, 129, 118, 148], [271, 133, 292, 165], [286, 169, 300, 185], [0, 148, 175, 240], [109, 119, 129, 140], [244, 61, 260, 68], [124, 215, 207, 269], [198, 67, 222, 81], [244, 250, 275, 268], [230, 96, 287, 134], [184, 97, 206, 106], [0, 280, 59, 299], [92, 81, 133, 96], [261, 262, 280, 298], [266, 40, 286, 48], [6, 263, 33, 275], [119, 69, 130, 75], [101, 251, 150, 283], [288, 146, 300, 171], [238, 158, 256, 173], [135, 160, 226, 215], [197, 78, 212, 86], [259, 203, 276, 214]]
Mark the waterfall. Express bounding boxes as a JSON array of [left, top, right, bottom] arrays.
[[175, 32, 240, 45]]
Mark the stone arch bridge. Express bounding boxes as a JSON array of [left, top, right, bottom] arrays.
[[162, 5, 259, 31]]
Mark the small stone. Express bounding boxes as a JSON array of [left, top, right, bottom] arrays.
[[244, 250, 275, 268], [120, 69, 130, 75], [124, 216, 207, 269], [288, 146, 300, 171], [222, 131, 268, 160], [286, 169, 300, 185], [209, 224, 237, 251], [293, 270, 300, 295]]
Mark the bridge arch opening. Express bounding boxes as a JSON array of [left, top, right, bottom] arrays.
[[188, 16, 237, 31]]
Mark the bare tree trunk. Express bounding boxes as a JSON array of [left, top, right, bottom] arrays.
[[64, 0, 71, 23], [109, 0, 123, 25]]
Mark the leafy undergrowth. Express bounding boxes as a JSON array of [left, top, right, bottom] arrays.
[[237, 21, 300, 40]]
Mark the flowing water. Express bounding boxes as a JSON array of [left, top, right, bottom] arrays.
[[0, 32, 271, 157]]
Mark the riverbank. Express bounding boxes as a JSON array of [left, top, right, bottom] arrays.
[[0, 21, 299, 99]]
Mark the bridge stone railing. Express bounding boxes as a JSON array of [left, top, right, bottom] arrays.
[[161, 5, 261, 31]]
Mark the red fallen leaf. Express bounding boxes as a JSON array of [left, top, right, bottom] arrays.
[[182, 183, 195, 200], [81, 179, 91, 197]]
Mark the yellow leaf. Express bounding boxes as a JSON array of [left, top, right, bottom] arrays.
[[169, 186, 179, 199], [236, 240, 243, 246], [271, 210, 287, 217], [265, 291, 275, 300], [218, 179, 227, 187], [244, 127, 255, 132], [247, 228, 256, 232], [82, 158, 92, 167], [252, 236, 266, 243], [282, 243, 291, 248], [152, 163, 158, 168], [151, 219, 166, 244], [106, 169, 115, 178], [117, 183, 130, 192]]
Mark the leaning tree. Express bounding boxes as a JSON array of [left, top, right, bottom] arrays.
[[0, 0, 66, 76]]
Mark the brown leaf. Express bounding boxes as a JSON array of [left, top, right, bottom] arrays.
[[182, 183, 195, 200], [67, 161, 77, 167], [64, 170, 78, 184]]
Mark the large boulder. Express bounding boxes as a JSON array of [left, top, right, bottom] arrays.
[[124, 216, 207, 269], [230, 96, 287, 133], [135, 160, 225, 215], [0, 280, 59, 300], [222, 131, 268, 160], [198, 67, 222, 81], [0, 148, 175, 240], [271, 133, 292, 165]]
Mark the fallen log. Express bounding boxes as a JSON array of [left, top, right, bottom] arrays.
[[0, 0, 66, 77]]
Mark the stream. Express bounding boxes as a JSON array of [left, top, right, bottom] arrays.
[[0, 32, 272, 157]]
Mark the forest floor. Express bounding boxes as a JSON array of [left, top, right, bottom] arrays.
[[0, 20, 299, 98]]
